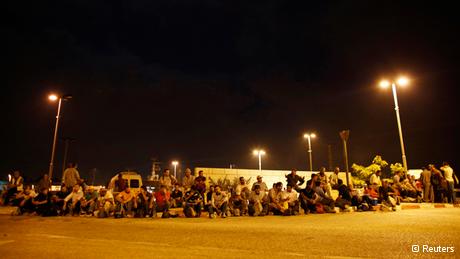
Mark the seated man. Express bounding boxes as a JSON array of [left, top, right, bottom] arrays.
[[171, 183, 183, 208], [232, 177, 250, 216], [313, 181, 335, 213], [205, 185, 215, 215], [299, 184, 318, 214], [13, 185, 36, 215], [248, 185, 268, 216], [209, 185, 228, 218], [115, 187, 136, 218], [284, 184, 300, 215], [32, 187, 56, 216], [94, 188, 114, 218], [136, 186, 151, 218], [379, 180, 398, 211], [80, 187, 98, 216], [52, 185, 70, 215], [306, 174, 319, 189], [335, 179, 352, 211], [63, 185, 84, 216], [151, 185, 171, 218], [183, 185, 203, 218], [269, 182, 288, 215]]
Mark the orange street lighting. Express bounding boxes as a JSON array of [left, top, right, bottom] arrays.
[[47, 94, 73, 181], [378, 76, 410, 172], [253, 149, 266, 171], [303, 133, 316, 172], [48, 94, 58, 101]]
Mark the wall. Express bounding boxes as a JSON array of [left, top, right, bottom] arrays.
[[194, 167, 353, 190]]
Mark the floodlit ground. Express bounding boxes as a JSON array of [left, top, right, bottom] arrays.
[[0, 208, 459, 258]]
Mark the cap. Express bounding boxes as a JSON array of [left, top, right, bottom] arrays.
[[257, 175, 262, 179]]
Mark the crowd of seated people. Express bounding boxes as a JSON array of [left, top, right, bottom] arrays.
[[1, 163, 457, 218]]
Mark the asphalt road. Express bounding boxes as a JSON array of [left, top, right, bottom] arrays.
[[0, 208, 459, 258]]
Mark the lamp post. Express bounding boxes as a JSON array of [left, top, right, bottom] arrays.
[[379, 77, 409, 172], [48, 94, 72, 181], [303, 133, 316, 172], [171, 161, 179, 178], [252, 149, 266, 171]]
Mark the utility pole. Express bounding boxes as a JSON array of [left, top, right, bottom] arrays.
[[339, 130, 351, 187]]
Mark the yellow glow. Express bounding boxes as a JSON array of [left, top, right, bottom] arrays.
[[379, 80, 390, 89], [48, 94, 58, 101], [304, 133, 316, 139], [171, 161, 178, 166], [253, 149, 266, 156], [397, 77, 409, 86]]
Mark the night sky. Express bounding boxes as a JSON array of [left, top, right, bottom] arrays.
[[3, 1, 459, 183]]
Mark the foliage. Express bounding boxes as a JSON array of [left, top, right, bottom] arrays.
[[390, 163, 404, 175], [351, 155, 389, 186]]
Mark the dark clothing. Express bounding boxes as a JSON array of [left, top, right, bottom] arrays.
[[115, 179, 126, 192], [378, 186, 394, 201], [299, 188, 316, 213], [431, 173, 444, 203], [286, 174, 305, 191], [34, 193, 56, 216], [338, 184, 352, 201], [185, 190, 202, 204], [184, 190, 202, 217], [171, 190, 183, 200], [37, 179, 52, 191]]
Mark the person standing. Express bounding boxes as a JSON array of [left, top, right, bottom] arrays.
[[420, 166, 432, 202], [37, 174, 52, 191], [430, 165, 444, 203], [62, 163, 80, 189], [285, 169, 305, 192], [441, 162, 457, 203]]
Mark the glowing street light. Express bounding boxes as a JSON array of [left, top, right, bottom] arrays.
[[47, 93, 72, 181], [379, 76, 410, 172], [171, 161, 179, 178], [252, 149, 266, 171], [303, 133, 316, 172]]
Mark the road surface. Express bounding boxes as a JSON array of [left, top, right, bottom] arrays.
[[0, 208, 459, 258]]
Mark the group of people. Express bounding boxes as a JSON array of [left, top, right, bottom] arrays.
[[368, 162, 457, 209], [1, 162, 457, 218]]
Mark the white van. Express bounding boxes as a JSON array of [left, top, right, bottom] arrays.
[[108, 171, 143, 194]]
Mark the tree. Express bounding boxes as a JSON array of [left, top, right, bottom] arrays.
[[351, 155, 389, 186]]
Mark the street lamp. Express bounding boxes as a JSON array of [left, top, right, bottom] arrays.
[[303, 133, 316, 172], [252, 149, 266, 171], [379, 76, 409, 172], [171, 161, 179, 178], [48, 93, 72, 182]]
